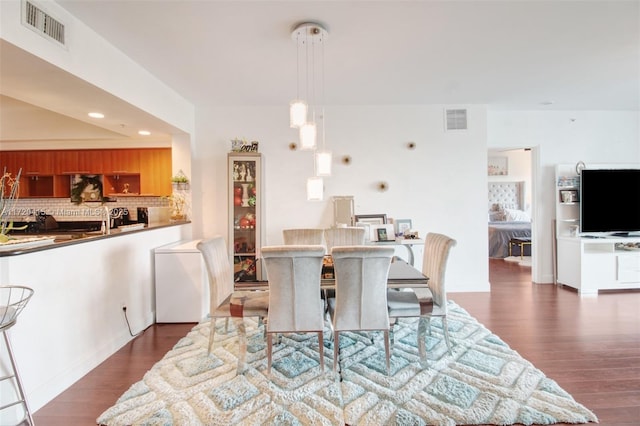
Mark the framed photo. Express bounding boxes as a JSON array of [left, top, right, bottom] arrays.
[[354, 214, 387, 225], [488, 156, 508, 176], [371, 224, 395, 242], [395, 219, 412, 236], [355, 222, 372, 242]]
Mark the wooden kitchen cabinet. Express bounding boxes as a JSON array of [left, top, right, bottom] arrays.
[[1, 151, 54, 197], [1, 148, 172, 197], [139, 148, 172, 196], [102, 149, 140, 174], [54, 150, 103, 174]]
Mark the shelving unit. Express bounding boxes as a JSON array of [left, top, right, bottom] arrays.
[[228, 152, 264, 282], [554, 163, 640, 294], [555, 164, 580, 237]]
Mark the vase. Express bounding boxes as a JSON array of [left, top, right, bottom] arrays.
[[241, 184, 250, 207]]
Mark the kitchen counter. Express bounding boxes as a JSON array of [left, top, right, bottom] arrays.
[[0, 220, 193, 412], [0, 221, 190, 256]]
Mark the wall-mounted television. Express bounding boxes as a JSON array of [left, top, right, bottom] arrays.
[[580, 168, 640, 236]]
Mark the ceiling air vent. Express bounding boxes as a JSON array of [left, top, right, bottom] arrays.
[[445, 108, 468, 131], [22, 0, 66, 46]]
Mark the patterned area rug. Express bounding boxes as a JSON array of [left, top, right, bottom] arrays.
[[97, 302, 597, 425]]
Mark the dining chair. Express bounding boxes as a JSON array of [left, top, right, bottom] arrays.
[[387, 232, 457, 366], [282, 228, 325, 246], [197, 237, 269, 372], [323, 227, 365, 252], [328, 245, 395, 375], [261, 245, 326, 374]]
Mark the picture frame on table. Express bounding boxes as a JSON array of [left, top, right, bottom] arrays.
[[371, 224, 396, 242], [355, 222, 372, 242], [395, 219, 412, 236], [354, 214, 387, 225]]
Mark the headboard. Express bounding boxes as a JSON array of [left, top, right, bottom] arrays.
[[488, 181, 524, 211]]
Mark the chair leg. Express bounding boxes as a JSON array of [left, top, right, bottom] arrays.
[[234, 318, 247, 374], [383, 330, 390, 375], [333, 331, 340, 374], [442, 316, 453, 355], [317, 331, 324, 372], [2, 331, 34, 426], [207, 317, 217, 355], [417, 317, 428, 368], [267, 332, 273, 374]]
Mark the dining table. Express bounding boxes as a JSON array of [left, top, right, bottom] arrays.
[[229, 257, 428, 373], [234, 257, 429, 291]]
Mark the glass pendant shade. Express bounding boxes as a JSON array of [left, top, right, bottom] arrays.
[[289, 100, 307, 128], [315, 151, 332, 176], [307, 176, 324, 201], [300, 122, 317, 150]]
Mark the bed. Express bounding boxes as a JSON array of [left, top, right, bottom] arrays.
[[488, 182, 531, 258]]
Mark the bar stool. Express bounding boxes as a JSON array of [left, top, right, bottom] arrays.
[[0, 286, 35, 426]]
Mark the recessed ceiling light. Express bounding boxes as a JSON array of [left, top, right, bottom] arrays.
[[138, 130, 151, 136], [88, 112, 104, 118]]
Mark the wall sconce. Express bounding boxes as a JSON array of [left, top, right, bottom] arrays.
[[307, 176, 324, 201]]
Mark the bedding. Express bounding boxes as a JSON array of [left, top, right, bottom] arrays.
[[488, 181, 531, 258], [489, 221, 531, 258]]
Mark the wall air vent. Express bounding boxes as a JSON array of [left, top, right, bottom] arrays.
[[22, 0, 66, 46], [445, 108, 468, 131]]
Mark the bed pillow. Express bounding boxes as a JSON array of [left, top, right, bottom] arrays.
[[489, 203, 506, 221], [489, 210, 506, 221], [504, 208, 531, 222]]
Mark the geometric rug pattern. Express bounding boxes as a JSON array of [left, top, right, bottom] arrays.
[[97, 302, 597, 425]]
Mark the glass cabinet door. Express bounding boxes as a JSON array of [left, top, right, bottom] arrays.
[[228, 153, 263, 281]]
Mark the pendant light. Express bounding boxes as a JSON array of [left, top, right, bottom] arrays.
[[307, 176, 324, 201], [291, 22, 327, 151], [290, 28, 307, 127]]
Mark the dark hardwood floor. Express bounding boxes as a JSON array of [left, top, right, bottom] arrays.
[[34, 259, 639, 425]]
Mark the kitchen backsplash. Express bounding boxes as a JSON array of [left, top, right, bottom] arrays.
[[5, 197, 170, 222]]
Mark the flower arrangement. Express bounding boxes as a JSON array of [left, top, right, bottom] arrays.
[[0, 169, 27, 241], [166, 192, 187, 220]]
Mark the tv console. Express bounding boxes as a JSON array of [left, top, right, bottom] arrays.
[[556, 236, 640, 294], [555, 163, 640, 294]]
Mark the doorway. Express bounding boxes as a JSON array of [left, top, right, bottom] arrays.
[[487, 148, 534, 278]]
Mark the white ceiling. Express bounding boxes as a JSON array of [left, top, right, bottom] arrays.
[[1, 0, 639, 142]]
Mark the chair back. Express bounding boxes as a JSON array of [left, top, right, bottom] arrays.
[[422, 233, 456, 315], [197, 237, 234, 312], [262, 245, 326, 332], [282, 228, 325, 246], [331, 246, 394, 331], [324, 227, 366, 252]]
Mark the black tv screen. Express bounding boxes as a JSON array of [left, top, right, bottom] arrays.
[[580, 169, 640, 235]]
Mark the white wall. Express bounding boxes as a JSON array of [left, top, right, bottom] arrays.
[[0, 0, 194, 135], [488, 110, 640, 283], [193, 105, 490, 293], [0, 224, 192, 417]]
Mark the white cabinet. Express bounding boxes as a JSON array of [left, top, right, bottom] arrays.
[[228, 152, 264, 282], [556, 236, 640, 294], [154, 240, 209, 322]]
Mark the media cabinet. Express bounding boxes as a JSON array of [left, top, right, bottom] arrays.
[[557, 236, 640, 294]]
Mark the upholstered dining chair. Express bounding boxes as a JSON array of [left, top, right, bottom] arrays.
[[328, 246, 395, 375], [282, 228, 325, 246], [387, 232, 457, 366], [323, 227, 366, 252], [197, 237, 269, 372], [261, 245, 326, 374]]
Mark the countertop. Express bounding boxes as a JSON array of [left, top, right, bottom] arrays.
[[0, 221, 191, 257]]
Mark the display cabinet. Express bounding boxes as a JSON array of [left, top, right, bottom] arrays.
[[228, 152, 264, 281]]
